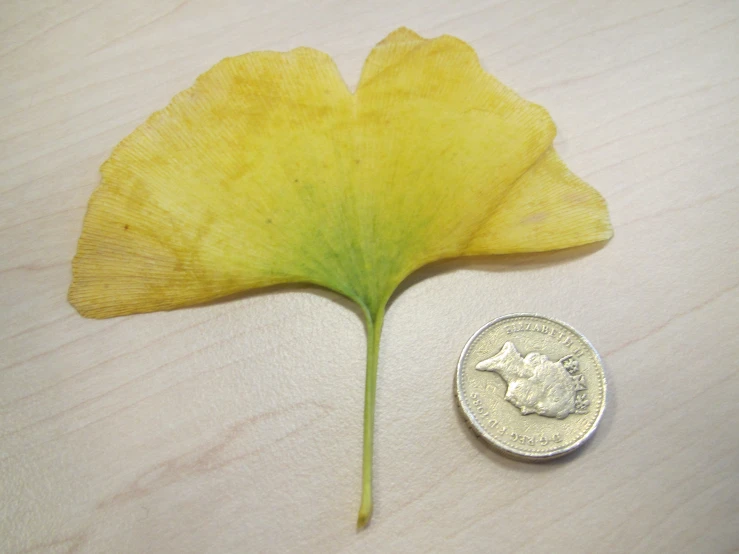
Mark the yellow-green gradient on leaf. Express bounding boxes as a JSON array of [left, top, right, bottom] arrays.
[[69, 27, 612, 527]]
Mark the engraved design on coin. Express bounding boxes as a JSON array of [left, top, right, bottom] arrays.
[[475, 341, 589, 419]]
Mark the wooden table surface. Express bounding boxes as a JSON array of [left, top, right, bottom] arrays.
[[1, 1, 737, 552]]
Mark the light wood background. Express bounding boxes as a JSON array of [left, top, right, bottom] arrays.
[[1, 1, 737, 552]]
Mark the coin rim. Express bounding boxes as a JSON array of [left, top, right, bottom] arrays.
[[455, 313, 607, 461]]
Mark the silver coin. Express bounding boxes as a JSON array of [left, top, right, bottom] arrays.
[[455, 313, 606, 460]]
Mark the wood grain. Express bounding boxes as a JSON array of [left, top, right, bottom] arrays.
[[1, 1, 737, 552]]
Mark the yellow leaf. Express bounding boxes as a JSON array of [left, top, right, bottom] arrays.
[[69, 28, 612, 527]]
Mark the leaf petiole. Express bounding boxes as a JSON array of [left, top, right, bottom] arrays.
[[356, 303, 385, 529]]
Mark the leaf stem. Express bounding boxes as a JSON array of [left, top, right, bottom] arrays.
[[356, 303, 385, 529]]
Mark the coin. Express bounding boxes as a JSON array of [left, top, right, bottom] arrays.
[[455, 314, 606, 460]]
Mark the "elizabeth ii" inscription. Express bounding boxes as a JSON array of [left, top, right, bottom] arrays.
[[505, 321, 585, 358]]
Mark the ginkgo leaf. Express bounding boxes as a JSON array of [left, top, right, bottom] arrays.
[[69, 27, 612, 527]]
